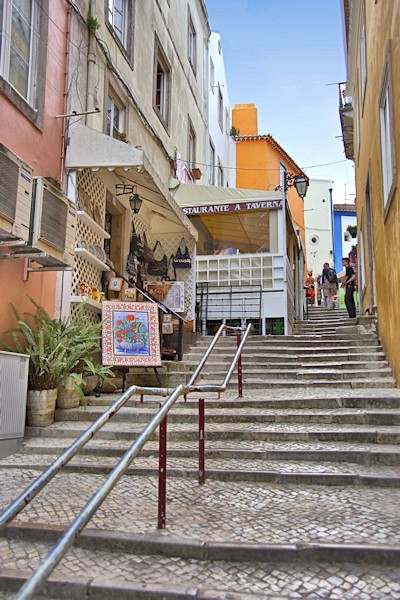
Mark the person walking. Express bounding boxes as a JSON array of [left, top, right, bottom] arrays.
[[305, 270, 316, 305], [321, 262, 337, 310], [341, 257, 356, 318]]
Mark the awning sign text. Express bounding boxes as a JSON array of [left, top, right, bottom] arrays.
[[182, 199, 283, 215]]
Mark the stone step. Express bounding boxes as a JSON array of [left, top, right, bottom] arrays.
[[295, 317, 355, 323], [202, 367, 392, 379], [23, 421, 400, 444], [86, 394, 400, 410], [115, 376, 399, 391], [185, 345, 384, 360], [205, 365, 394, 387], [191, 360, 390, 371], [2, 471, 400, 547], [193, 334, 378, 345], [53, 406, 400, 426], [165, 354, 388, 371], [189, 341, 381, 353], [298, 324, 358, 330], [205, 377, 397, 389], [2, 453, 400, 487], [2, 527, 400, 599], [18, 437, 400, 466]]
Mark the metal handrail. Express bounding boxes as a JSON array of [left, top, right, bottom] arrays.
[[3, 323, 253, 599]]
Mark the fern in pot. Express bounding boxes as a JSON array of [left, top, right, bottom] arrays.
[[5, 300, 113, 425], [55, 304, 114, 409]]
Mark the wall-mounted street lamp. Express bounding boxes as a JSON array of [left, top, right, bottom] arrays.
[[285, 173, 309, 199], [115, 184, 143, 214]]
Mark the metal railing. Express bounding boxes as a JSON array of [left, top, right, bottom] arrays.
[[0, 322, 253, 599]]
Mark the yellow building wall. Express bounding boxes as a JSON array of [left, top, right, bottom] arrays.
[[352, 1, 400, 384]]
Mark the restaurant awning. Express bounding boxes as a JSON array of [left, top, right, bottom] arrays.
[[172, 184, 283, 253], [171, 183, 282, 212], [65, 123, 198, 240]]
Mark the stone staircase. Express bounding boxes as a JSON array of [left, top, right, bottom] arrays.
[[1, 308, 400, 597]]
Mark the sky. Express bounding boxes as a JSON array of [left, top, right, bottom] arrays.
[[206, 0, 356, 204]]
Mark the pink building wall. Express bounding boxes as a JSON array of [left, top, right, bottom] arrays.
[[0, 1, 69, 341]]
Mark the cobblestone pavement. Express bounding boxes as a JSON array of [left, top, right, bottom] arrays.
[[21, 419, 400, 439], [1, 472, 400, 545], [14, 438, 400, 453], [86, 387, 400, 401], [1, 537, 400, 598], [2, 383, 400, 597], [2, 452, 400, 478]]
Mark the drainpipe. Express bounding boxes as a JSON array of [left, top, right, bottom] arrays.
[[59, 5, 71, 185], [329, 187, 335, 268], [282, 188, 288, 335], [86, 1, 98, 127]]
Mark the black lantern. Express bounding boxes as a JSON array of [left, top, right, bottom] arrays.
[[129, 192, 143, 214], [285, 173, 309, 199], [115, 184, 143, 213], [293, 176, 309, 199]]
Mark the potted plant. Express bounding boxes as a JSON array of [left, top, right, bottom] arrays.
[[347, 224, 357, 238], [55, 304, 114, 409], [5, 300, 113, 425]]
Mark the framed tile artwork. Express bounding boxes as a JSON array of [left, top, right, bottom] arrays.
[[102, 301, 161, 367], [146, 281, 185, 313]]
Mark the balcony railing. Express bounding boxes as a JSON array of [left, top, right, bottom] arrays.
[[339, 82, 352, 109], [338, 82, 354, 160]]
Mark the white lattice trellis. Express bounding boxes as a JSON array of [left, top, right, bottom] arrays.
[[70, 171, 107, 323]]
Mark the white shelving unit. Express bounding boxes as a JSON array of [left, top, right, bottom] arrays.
[[197, 253, 279, 290], [74, 248, 110, 271], [77, 211, 110, 239], [70, 296, 102, 313]]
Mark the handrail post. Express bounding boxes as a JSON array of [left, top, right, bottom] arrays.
[[157, 414, 168, 529], [178, 319, 184, 361], [198, 398, 205, 485], [236, 331, 243, 398]]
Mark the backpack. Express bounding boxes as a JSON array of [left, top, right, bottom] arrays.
[[326, 268, 337, 284]]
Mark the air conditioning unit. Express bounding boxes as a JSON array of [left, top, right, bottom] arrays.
[[31, 178, 77, 267], [0, 145, 33, 243]]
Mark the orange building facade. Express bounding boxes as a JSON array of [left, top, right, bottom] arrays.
[[0, 0, 70, 342], [232, 104, 306, 252]]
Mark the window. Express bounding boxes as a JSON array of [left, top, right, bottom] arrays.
[[106, 0, 134, 63], [379, 44, 396, 213], [188, 11, 196, 74], [106, 90, 126, 139], [153, 37, 171, 127], [0, 0, 38, 104], [225, 109, 229, 137], [360, 3, 367, 104], [210, 57, 214, 92], [218, 86, 223, 131], [209, 139, 215, 185], [188, 119, 196, 172], [280, 163, 287, 191], [354, 83, 360, 158], [217, 160, 223, 187], [107, 0, 127, 44]]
